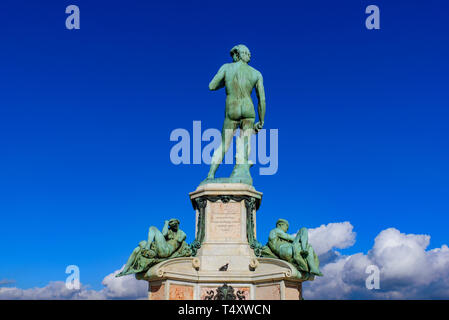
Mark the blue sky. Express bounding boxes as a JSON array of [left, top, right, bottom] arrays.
[[0, 0, 448, 296]]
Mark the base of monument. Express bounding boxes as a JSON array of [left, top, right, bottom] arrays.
[[137, 257, 308, 300], [199, 176, 252, 186], [136, 183, 314, 300]]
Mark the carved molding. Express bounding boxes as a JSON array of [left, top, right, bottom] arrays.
[[190, 195, 263, 257], [203, 284, 246, 300]]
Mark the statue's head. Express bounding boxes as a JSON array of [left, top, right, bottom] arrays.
[[230, 44, 251, 63], [276, 219, 289, 232], [168, 218, 180, 230]]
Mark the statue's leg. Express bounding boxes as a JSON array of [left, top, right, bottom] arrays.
[[236, 119, 255, 165], [292, 227, 307, 249], [298, 227, 309, 252], [306, 246, 322, 276], [118, 246, 140, 276], [292, 228, 315, 273], [146, 226, 172, 258], [153, 231, 172, 258], [207, 118, 238, 179], [146, 226, 162, 249], [279, 243, 294, 262], [295, 228, 322, 276], [230, 119, 254, 181]]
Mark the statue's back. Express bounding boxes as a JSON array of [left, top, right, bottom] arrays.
[[224, 62, 259, 99]]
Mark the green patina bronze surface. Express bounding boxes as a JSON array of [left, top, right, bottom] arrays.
[[202, 44, 266, 186], [190, 198, 207, 256], [260, 219, 323, 277], [116, 218, 192, 277]]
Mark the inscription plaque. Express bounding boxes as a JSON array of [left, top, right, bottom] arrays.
[[208, 201, 241, 241]]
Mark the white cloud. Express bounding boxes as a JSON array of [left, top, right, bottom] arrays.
[[0, 281, 103, 300], [100, 268, 148, 299], [308, 221, 356, 256], [303, 226, 449, 299], [0, 266, 147, 300]]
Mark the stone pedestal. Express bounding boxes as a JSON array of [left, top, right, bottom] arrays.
[[139, 183, 312, 300]]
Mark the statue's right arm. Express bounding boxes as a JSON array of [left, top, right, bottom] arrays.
[[254, 73, 266, 131], [208, 65, 226, 91], [162, 221, 169, 236]]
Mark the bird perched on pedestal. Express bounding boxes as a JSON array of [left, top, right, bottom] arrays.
[[219, 263, 229, 271]]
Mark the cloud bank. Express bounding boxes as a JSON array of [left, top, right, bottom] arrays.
[[0, 267, 147, 300], [303, 223, 449, 299]]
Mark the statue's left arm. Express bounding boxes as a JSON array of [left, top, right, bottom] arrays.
[[255, 73, 266, 132]]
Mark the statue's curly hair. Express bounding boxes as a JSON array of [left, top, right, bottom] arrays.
[[230, 44, 251, 63], [276, 219, 289, 228], [168, 218, 180, 226]]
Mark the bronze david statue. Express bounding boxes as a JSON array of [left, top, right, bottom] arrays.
[[202, 44, 266, 186]]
